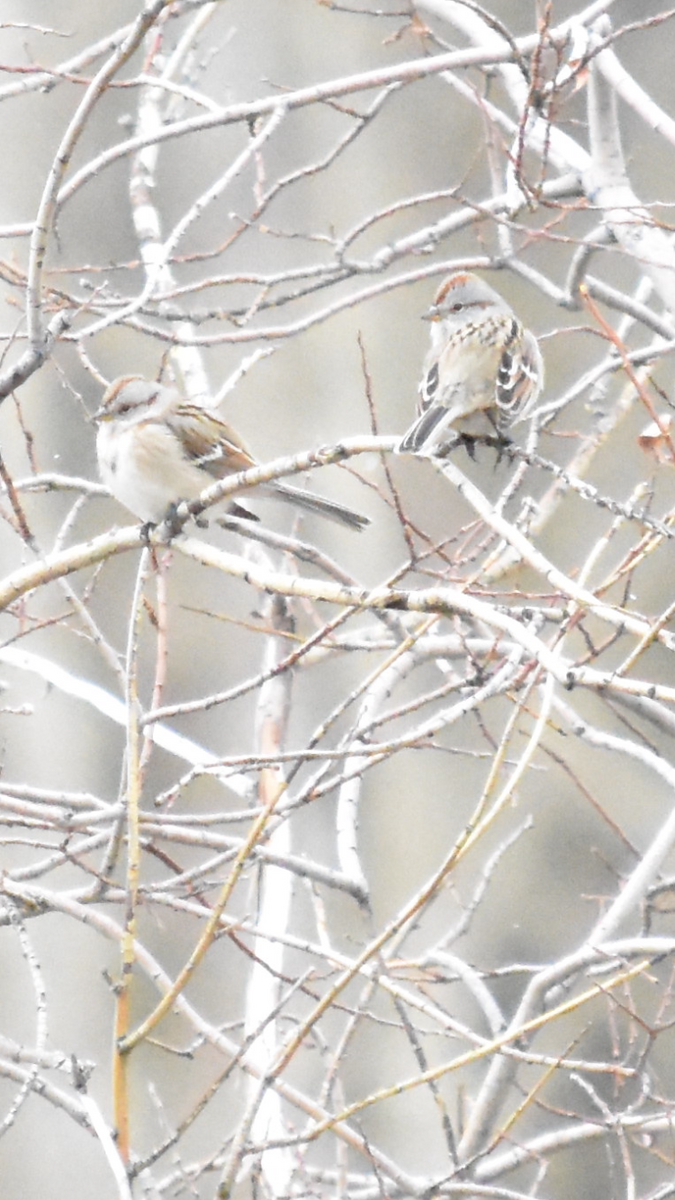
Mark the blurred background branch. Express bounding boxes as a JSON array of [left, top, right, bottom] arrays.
[[2, 3, 675, 1198]]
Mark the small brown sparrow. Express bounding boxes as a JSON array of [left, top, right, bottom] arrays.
[[397, 272, 544, 454], [94, 376, 369, 531]]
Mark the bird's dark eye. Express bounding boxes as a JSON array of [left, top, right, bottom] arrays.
[[116, 402, 133, 415], [451, 302, 464, 312]]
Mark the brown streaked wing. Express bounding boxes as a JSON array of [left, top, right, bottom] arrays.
[[169, 404, 256, 477]]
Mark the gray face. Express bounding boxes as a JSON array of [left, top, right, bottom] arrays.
[[107, 379, 161, 416], [95, 377, 176, 424], [430, 273, 503, 322]]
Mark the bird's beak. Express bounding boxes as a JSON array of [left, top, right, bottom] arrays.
[[90, 405, 108, 424], [422, 306, 440, 322]]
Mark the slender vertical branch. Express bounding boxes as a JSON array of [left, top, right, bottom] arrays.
[[26, 0, 171, 354], [113, 548, 152, 1165]]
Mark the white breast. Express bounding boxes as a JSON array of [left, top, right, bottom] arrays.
[[97, 418, 206, 523]]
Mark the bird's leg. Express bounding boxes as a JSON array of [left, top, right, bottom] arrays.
[[157, 501, 204, 539], [436, 432, 481, 460], [139, 520, 157, 546]]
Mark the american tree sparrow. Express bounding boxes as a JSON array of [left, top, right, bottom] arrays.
[[94, 376, 369, 531], [397, 272, 544, 454]]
